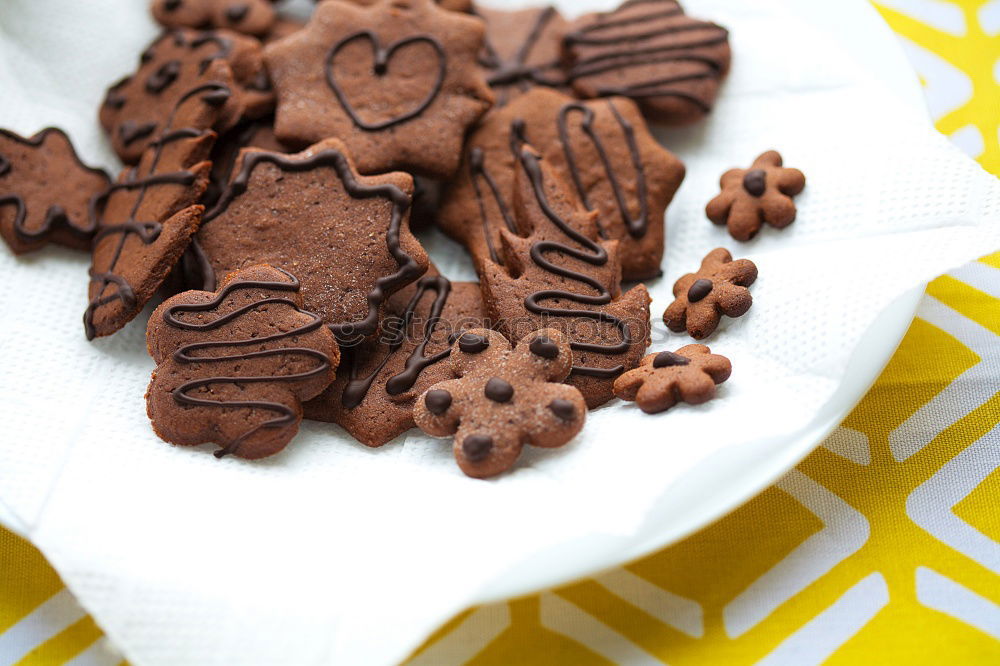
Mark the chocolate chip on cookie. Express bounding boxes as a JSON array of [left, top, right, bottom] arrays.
[[563, 0, 731, 125], [195, 137, 429, 342], [264, 0, 493, 178], [0, 128, 110, 254], [440, 87, 684, 280], [146, 264, 340, 459], [152, 0, 278, 37], [613, 344, 731, 413], [304, 265, 488, 446], [413, 328, 586, 478], [477, 141, 651, 407], [663, 247, 757, 339], [706, 150, 806, 241]]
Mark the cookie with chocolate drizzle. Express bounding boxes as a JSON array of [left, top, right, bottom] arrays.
[[264, 0, 493, 178], [152, 0, 279, 37], [100, 28, 270, 164], [563, 0, 731, 125], [0, 128, 110, 255], [439, 87, 684, 281], [194, 137, 429, 343], [304, 265, 488, 447], [478, 140, 651, 407], [146, 264, 340, 459]]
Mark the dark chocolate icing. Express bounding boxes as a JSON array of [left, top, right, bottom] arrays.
[[146, 60, 181, 94], [743, 169, 766, 196], [225, 4, 250, 24], [653, 350, 689, 367], [529, 335, 559, 359], [462, 434, 493, 461], [424, 388, 453, 415], [687, 278, 712, 303], [162, 268, 333, 458], [484, 377, 514, 403], [548, 398, 576, 420], [325, 30, 446, 131], [476, 6, 567, 105], [458, 331, 490, 354], [468, 147, 517, 264], [84, 84, 227, 340], [512, 126, 631, 380], [564, 0, 728, 108], [199, 144, 420, 343]]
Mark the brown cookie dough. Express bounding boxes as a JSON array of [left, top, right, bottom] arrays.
[[152, 0, 278, 37], [663, 247, 757, 339], [563, 0, 731, 125], [0, 128, 110, 254], [413, 328, 586, 478], [304, 266, 488, 447], [146, 264, 340, 459], [613, 344, 731, 413], [478, 142, 651, 407], [85, 129, 215, 339], [473, 4, 571, 106], [264, 0, 493, 178], [706, 151, 806, 241], [100, 29, 269, 163], [195, 137, 429, 342], [439, 87, 683, 281]]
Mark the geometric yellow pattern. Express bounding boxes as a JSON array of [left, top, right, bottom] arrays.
[[0, 2, 997, 664]]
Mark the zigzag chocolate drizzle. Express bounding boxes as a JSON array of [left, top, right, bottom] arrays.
[[564, 0, 728, 108], [0, 128, 107, 245], [557, 99, 649, 239], [340, 275, 453, 408], [84, 82, 230, 340], [199, 146, 420, 343], [510, 122, 631, 379], [468, 147, 516, 264], [162, 268, 332, 458]]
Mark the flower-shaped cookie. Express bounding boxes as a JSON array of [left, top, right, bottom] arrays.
[[152, 0, 278, 37], [413, 328, 586, 478], [663, 247, 757, 340], [706, 150, 806, 241], [613, 345, 731, 413], [146, 265, 340, 459]]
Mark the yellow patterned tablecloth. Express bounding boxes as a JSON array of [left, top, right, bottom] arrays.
[[1, 1, 997, 664]]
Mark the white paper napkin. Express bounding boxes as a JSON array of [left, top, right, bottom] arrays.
[[0, 0, 997, 664]]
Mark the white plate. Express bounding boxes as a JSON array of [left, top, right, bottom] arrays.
[[3, 2, 996, 666]]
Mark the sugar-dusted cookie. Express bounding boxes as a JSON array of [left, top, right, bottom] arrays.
[[414, 328, 586, 478], [473, 4, 571, 106], [439, 87, 683, 281], [478, 142, 651, 407], [0, 128, 110, 254], [146, 264, 340, 459], [706, 151, 806, 241], [195, 137, 428, 342], [563, 0, 731, 125], [664, 247, 757, 339], [152, 0, 278, 36], [304, 266, 488, 446], [264, 0, 493, 178], [100, 29, 269, 163], [85, 128, 215, 339], [613, 345, 731, 413]]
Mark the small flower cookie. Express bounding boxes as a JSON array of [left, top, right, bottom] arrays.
[[413, 328, 586, 478], [664, 248, 757, 340], [706, 150, 805, 241], [613, 345, 731, 414]]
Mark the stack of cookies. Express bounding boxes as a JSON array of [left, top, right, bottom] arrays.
[[0, 0, 807, 478]]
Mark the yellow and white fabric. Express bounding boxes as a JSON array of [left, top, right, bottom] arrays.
[[1, 1, 997, 664]]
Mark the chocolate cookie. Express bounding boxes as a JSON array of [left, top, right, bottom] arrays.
[[706, 151, 806, 241], [152, 0, 278, 37], [100, 29, 269, 163], [203, 115, 289, 206], [147, 264, 340, 459], [478, 142, 651, 407], [439, 87, 684, 280], [613, 344, 731, 413], [195, 137, 429, 342], [474, 4, 571, 106], [413, 328, 586, 478], [663, 247, 757, 339], [563, 0, 731, 125], [85, 129, 215, 339], [349, 0, 471, 11], [304, 266, 488, 446], [0, 128, 110, 255], [264, 0, 493, 178]]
